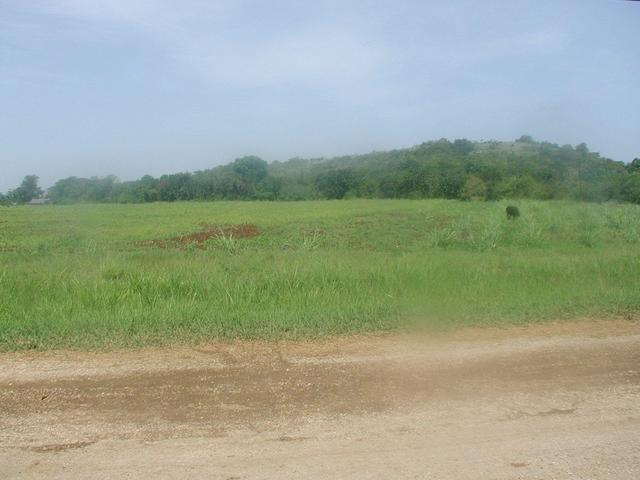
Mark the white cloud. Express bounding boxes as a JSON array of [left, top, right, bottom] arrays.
[[411, 29, 567, 71], [31, 0, 388, 94], [36, 0, 177, 25], [178, 28, 387, 90]]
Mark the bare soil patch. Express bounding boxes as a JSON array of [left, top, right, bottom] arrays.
[[137, 223, 259, 248], [1, 319, 639, 479]]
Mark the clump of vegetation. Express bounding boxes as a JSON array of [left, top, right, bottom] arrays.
[[1, 199, 639, 351]]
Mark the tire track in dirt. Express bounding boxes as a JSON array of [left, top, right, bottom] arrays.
[[1, 320, 639, 479]]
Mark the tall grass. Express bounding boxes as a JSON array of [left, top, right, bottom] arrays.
[[1, 199, 639, 350]]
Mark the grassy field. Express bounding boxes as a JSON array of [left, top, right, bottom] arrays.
[[1, 199, 639, 351]]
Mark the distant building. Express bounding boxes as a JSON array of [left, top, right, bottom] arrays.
[[27, 198, 51, 205]]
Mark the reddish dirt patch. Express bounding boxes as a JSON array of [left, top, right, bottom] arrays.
[[436, 216, 452, 228], [138, 224, 259, 249]]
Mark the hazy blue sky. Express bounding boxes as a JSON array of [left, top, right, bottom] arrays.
[[1, 0, 639, 191]]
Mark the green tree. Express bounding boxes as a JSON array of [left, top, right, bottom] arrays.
[[498, 175, 539, 199], [619, 174, 640, 204], [575, 143, 589, 155], [315, 169, 356, 199], [8, 175, 43, 203], [461, 175, 487, 201], [232, 156, 268, 184]]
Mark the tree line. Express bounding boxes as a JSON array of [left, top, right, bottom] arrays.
[[3, 136, 640, 205]]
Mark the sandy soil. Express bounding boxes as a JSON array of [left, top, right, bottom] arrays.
[[1, 319, 639, 479]]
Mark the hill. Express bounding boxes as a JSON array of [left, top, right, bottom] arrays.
[[6, 136, 640, 204]]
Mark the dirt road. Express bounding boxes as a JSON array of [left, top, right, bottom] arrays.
[[1, 320, 639, 479]]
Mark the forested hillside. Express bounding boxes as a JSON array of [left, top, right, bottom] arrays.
[[5, 136, 640, 204]]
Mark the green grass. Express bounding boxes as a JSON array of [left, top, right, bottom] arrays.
[[1, 199, 639, 350]]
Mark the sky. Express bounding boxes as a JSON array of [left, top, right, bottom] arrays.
[[1, 0, 639, 192]]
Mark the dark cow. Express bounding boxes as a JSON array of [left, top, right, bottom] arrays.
[[506, 206, 520, 219]]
